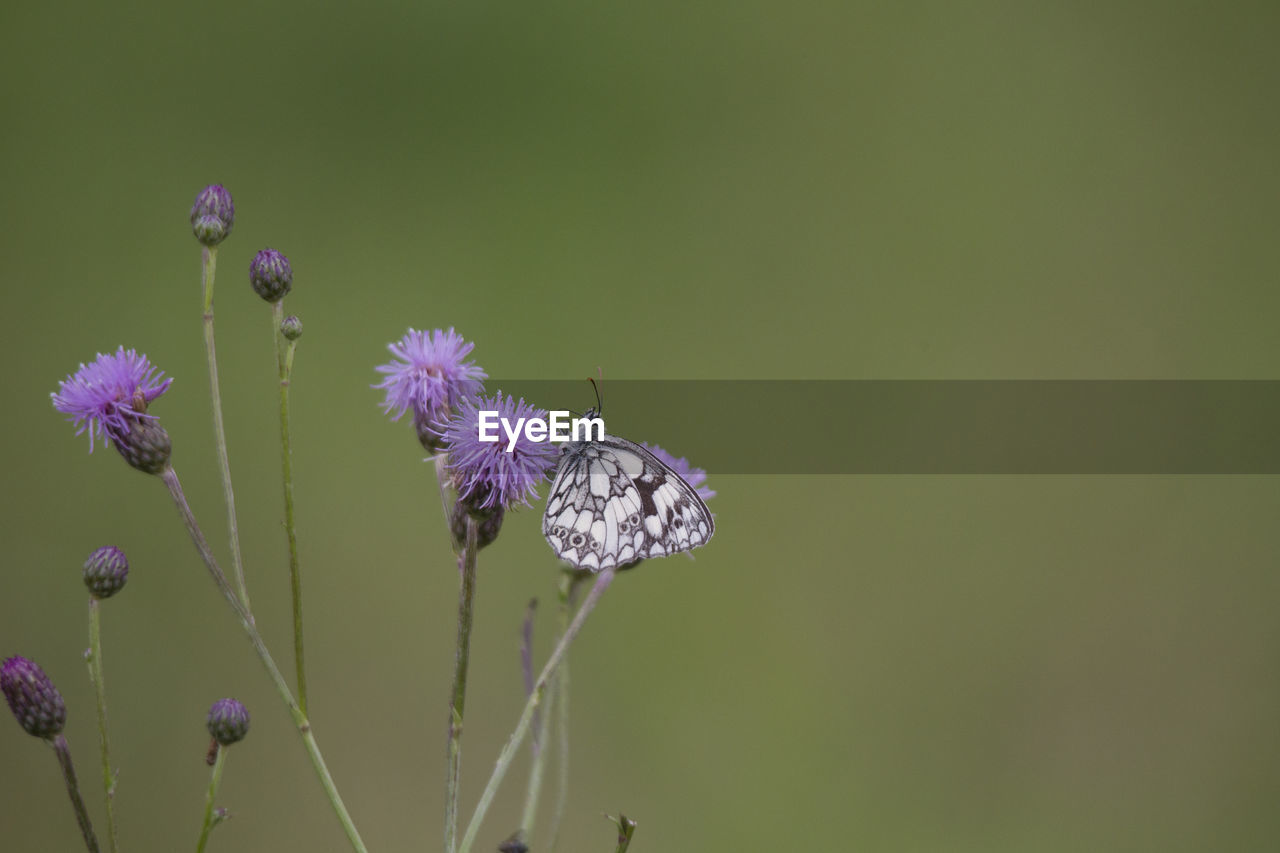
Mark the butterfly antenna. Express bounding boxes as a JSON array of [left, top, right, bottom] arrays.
[[588, 372, 604, 417]]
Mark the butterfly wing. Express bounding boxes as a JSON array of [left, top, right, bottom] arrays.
[[542, 435, 714, 571]]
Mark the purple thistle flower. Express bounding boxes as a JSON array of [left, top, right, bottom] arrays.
[[374, 328, 486, 451], [641, 442, 716, 500], [1, 656, 66, 739], [442, 393, 558, 512], [52, 347, 173, 452], [206, 698, 250, 746]]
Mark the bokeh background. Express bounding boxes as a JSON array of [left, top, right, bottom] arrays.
[[3, 1, 1279, 851]]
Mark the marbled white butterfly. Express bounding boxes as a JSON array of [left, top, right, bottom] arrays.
[[542, 413, 714, 571]]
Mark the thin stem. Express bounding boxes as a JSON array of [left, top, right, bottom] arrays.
[[609, 814, 637, 853], [520, 598, 540, 753], [546, 572, 579, 853], [433, 454, 457, 549], [458, 567, 617, 853], [159, 466, 369, 853], [444, 517, 480, 853], [51, 734, 101, 853], [86, 600, 119, 853], [273, 300, 308, 715], [201, 246, 251, 614], [518, 669, 556, 842], [195, 744, 227, 853]]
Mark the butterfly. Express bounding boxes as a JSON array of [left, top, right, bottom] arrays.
[[542, 420, 714, 572]]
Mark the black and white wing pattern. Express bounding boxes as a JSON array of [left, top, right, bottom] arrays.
[[542, 435, 714, 571]]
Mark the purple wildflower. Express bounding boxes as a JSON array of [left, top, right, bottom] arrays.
[[374, 328, 486, 449], [641, 442, 716, 500], [52, 347, 173, 452], [1, 656, 66, 739], [442, 393, 558, 512], [206, 698, 250, 746]]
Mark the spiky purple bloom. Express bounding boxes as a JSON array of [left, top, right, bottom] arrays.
[[2, 656, 66, 739], [442, 393, 558, 512], [206, 698, 250, 746], [83, 546, 129, 599], [190, 184, 235, 247], [374, 328, 486, 450], [52, 347, 173, 452], [249, 248, 293, 302], [641, 442, 716, 500]]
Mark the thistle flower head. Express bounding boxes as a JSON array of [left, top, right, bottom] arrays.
[[52, 347, 173, 452], [1, 656, 66, 739], [249, 248, 293, 302], [442, 393, 558, 512], [641, 442, 716, 500], [83, 546, 129, 599], [190, 184, 235, 247], [374, 328, 486, 451], [206, 698, 250, 746]]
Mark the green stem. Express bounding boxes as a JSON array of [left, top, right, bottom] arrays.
[[458, 567, 617, 853], [433, 454, 457, 550], [273, 301, 308, 716], [517, 669, 556, 843], [159, 466, 369, 853], [200, 246, 251, 614], [51, 734, 101, 853], [546, 572, 579, 853], [444, 517, 480, 853], [86, 600, 119, 853], [609, 814, 637, 852], [195, 744, 227, 853]]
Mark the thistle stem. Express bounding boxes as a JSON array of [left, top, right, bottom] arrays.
[[200, 246, 251, 614], [195, 744, 227, 853], [546, 572, 580, 853], [51, 734, 100, 853], [159, 466, 369, 853], [609, 814, 637, 852], [86, 600, 119, 853], [272, 300, 308, 715], [433, 454, 456, 549], [458, 567, 617, 853], [517, 668, 556, 843], [444, 517, 480, 853]]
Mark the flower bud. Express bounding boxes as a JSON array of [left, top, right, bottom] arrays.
[[249, 248, 293, 303], [111, 418, 171, 475], [83, 546, 129, 599], [190, 185, 235, 247], [281, 315, 303, 341], [1, 656, 66, 739], [206, 698, 250, 746]]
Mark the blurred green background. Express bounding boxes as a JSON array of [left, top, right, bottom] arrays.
[[3, 1, 1279, 851]]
